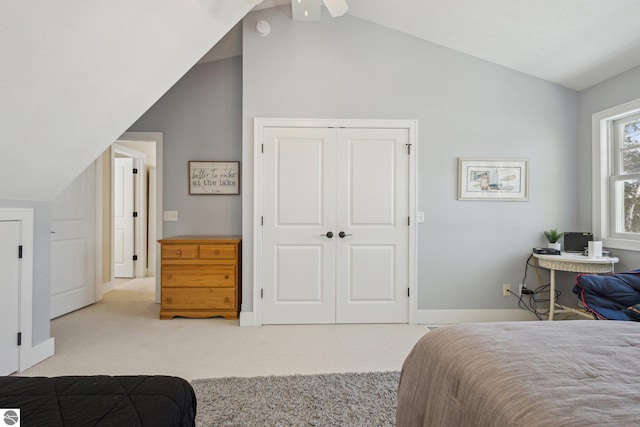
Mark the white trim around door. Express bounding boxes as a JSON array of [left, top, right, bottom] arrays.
[[107, 132, 164, 303], [0, 208, 53, 372], [251, 118, 418, 326]]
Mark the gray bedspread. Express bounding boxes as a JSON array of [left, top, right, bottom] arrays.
[[397, 321, 640, 426]]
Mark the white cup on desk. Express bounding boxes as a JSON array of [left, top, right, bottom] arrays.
[[587, 241, 603, 258]]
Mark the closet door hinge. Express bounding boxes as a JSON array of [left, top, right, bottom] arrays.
[[17, 332, 22, 346], [261, 144, 264, 153], [18, 245, 23, 259], [133, 255, 138, 261], [406, 143, 412, 154], [133, 168, 138, 174], [261, 216, 264, 226], [261, 289, 264, 299], [133, 211, 138, 218], [408, 288, 410, 297], [408, 216, 410, 226]]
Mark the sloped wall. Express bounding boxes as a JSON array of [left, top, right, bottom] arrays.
[[0, 0, 252, 353], [0, 0, 252, 201]]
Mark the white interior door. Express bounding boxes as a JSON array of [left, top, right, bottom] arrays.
[[51, 162, 97, 319], [0, 221, 20, 375], [262, 128, 337, 324], [114, 157, 134, 278], [261, 126, 409, 324], [335, 129, 409, 323]]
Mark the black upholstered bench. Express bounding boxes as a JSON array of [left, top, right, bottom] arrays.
[[0, 375, 196, 426]]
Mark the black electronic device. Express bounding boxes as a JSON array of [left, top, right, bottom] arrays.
[[533, 247, 561, 255], [564, 232, 593, 253]]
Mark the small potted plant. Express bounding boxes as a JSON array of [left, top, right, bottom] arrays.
[[544, 228, 565, 250]]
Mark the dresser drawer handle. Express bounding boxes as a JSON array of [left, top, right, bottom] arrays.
[[166, 297, 173, 303], [215, 250, 220, 255], [224, 274, 230, 280], [167, 274, 173, 279], [224, 297, 230, 303], [176, 250, 182, 256]]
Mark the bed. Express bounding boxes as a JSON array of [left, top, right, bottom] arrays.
[[397, 321, 640, 426], [0, 375, 196, 426]]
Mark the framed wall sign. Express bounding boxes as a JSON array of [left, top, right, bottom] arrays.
[[458, 158, 528, 201], [189, 161, 240, 195]]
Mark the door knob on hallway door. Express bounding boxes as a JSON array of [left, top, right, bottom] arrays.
[[338, 231, 353, 238], [321, 231, 334, 238]]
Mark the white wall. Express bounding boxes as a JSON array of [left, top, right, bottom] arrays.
[[577, 65, 640, 272], [242, 7, 580, 313], [0, 0, 251, 202]]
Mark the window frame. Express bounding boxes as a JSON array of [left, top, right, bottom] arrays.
[[593, 98, 640, 251]]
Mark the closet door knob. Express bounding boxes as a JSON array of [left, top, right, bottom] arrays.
[[338, 231, 353, 238], [321, 231, 334, 238]]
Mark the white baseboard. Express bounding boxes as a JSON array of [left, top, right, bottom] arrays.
[[416, 309, 538, 324], [100, 280, 117, 298], [21, 337, 55, 372], [240, 309, 535, 326], [240, 311, 257, 326]]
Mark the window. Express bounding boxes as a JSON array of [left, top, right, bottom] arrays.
[[593, 98, 640, 250]]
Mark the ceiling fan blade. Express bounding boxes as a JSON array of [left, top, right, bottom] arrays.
[[322, 0, 348, 17]]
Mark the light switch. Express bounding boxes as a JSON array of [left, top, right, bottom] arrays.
[[416, 211, 425, 223], [163, 211, 178, 221]]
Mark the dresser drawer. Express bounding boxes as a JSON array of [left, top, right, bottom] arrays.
[[161, 245, 198, 259], [199, 244, 236, 260], [162, 265, 235, 288], [158, 236, 241, 320], [162, 288, 236, 310]]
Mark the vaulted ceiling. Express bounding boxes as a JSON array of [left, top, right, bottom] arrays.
[[233, 0, 640, 91], [2, 0, 640, 201]]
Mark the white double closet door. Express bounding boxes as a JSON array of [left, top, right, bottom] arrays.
[[262, 126, 409, 324]]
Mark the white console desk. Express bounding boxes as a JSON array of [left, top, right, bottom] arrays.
[[532, 252, 619, 320]]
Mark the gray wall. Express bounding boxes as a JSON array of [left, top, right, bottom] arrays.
[[577, 65, 640, 272], [129, 57, 243, 237], [0, 200, 51, 345], [242, 7, 580, 311]]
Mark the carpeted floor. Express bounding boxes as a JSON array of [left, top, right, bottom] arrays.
[[18, 278, 428, 380], [191, 371, 400, 426]]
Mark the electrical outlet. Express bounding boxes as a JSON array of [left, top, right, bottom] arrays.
[[163, 211, 178, 221], [502, 284, 511, 297], [518, 283, 524, 296]]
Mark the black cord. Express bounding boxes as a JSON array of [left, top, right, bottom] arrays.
[[514, 255, 561, 319], [508, 288, 543, 320]]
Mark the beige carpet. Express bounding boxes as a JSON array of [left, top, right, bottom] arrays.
[[19, 278, 428, 380]]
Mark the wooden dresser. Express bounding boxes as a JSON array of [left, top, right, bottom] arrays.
[[158, 236, 241, 320]]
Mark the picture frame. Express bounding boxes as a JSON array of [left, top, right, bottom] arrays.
[[458, 158, 528, 201], [188, 161, 240, 195]]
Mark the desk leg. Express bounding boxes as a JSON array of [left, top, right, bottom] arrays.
[[548, 268, 556, 321]]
